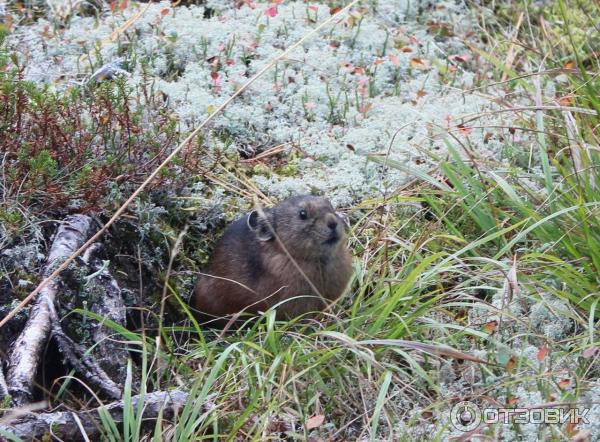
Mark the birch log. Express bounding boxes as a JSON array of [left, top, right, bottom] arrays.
[[0, 389, 190, 440], [0, 357, 8, 400], [6, 215, 97, 406]]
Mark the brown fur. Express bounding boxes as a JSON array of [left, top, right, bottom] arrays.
[[193, 195, 353, 320]]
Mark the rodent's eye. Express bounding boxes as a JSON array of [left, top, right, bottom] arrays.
[[298, 209, 308, 220]]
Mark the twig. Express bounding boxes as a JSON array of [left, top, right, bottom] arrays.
[[49, 303, 122, 400], [0, 389, 190, 440], [458, 105, 598, 126], [6, 215, 97, 406], [0, 0, 361, 331]]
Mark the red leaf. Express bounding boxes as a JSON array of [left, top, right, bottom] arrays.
[[483, 320, 498, 334], [161, 8, 170, 16], [558, 95, 573, 106], [410, 57, 425, 68], [306, 414, 325, 430], [558, 378, 570, 390], [458, 124, 472, 136], [265, 5, 278, 17], [450, 54, 470, 63], [505, 356, 517, 373], [537, 345, 549, 362]]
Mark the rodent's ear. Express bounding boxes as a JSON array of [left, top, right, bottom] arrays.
[[247, 209, 275, 241]]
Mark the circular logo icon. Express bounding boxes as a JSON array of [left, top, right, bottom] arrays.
[[450, 401, 481, 432]]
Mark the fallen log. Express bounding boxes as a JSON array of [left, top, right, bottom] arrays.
[[49, 301, 122, 401], [0, 389, 190, 440], [0, 357, 8, 400], [6, 215, 98, 406], [80, 243, 128, 386]]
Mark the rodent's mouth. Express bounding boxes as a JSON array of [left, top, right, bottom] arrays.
[[323, 232, 340, 245]]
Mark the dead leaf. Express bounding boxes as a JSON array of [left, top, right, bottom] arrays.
[[565, 420, 578, 437], [306, 414, 325, 430], [537, 345, 549, 362], [558, 95, 574, 106], [450, 54, 470, 63], [558, 379, 570, 390], [421, 410, 433, 419], [410, 57, 424, 67], [458, 124, 472, 136], [507, 396, 519, 406], [505, 356, 517, 373], [483, 320, 498, 334]]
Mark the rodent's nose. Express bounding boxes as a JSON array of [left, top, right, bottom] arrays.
[[327, 216, 338, 230]]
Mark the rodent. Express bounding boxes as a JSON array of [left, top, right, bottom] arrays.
[[193, 195, 353, 320]]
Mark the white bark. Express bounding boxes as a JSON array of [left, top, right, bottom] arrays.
[[0, 357, 8, 399], [7, 215, 96, 406], [0, 389, 190, 440]]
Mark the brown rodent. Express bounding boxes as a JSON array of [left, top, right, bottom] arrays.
[[193, 195, 353, 320]]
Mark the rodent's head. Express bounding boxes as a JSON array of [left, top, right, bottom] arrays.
[[247, 195, 349, 260]]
